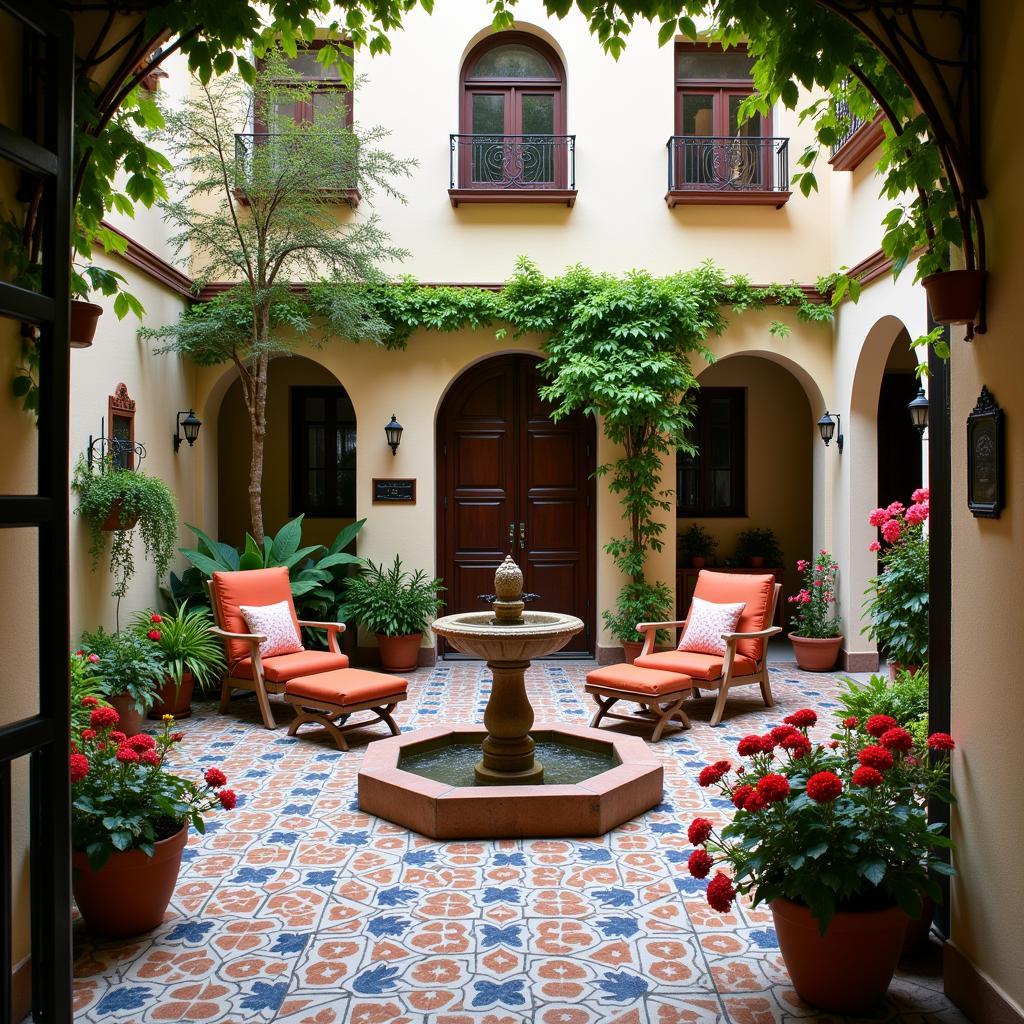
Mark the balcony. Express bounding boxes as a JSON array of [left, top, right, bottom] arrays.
[[448, 133, 577, 207], [233, 132, 361, 207], [828, 102, 886, 171], [665, 135, 792, 208]]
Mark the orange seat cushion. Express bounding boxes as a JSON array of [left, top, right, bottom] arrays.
[[211, 567, 301, 666], [232, 650, 350, 683], [690, 571, 775, 661], [284, 668, 408, 706], [586, 663, 692, 697], [634, 649, 757, 682]]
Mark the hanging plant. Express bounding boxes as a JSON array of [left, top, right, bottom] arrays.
[[72, 456, 178, 599]]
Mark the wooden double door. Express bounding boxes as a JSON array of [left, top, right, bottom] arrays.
[[437, 355, 595, 656]]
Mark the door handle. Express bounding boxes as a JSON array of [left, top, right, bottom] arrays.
[[519, 522, 526, 550], [508, 522, 516, 553]]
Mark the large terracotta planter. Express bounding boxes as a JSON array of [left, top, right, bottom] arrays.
[[922, 269, 985, 326], [100, 498, 139, 532], [771, 896, 909, 1013], [621, 641, 644, 663], [70, 299, 103, 348], [788, 633, 842, 672], [72, 824, 188, 937], [377, 632, 421, 673], [887, 661, 922, 682], [107, 692, 145, 735], [148, 672, 195, 720]]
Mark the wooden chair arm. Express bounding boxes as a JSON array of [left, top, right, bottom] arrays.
[[636, 619, 688, 633], [297, 620, 347, 633], [210, 626, 267, 643], [721, 626, 783, 641]]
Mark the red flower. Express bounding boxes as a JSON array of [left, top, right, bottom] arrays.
[[865, 714, 898, 738], [769, 724, 798, 745], [842, 716, 858, 730], [80, 728, 96, 741], [783, 709, 817, 729], [706, 872, 736, 913], [912, 487, 930, 504], [806, 771, 843, 803], [858, 744, 895, 771], [868, 507, 889, 527], [116, 745, 140, 764], [147, 629, 162, 641], [886, 501, 905, 518], [880, 727, 914, 752], [868, 540, 881, 552], [780, 733, 812, 758], [905, 502, 929, 525], [852, 765, 884, 788], [150, 613, 163, 624], [218, 789, 237, 810], [128, 733, 157, 752], [204, 767, 228, 788], [698, 761, 732, 787], [742, 791, 766, 813], [69, 753, 89, 782], [755, 773, 790, 805], [731, 784, 754, 810], [687, 817, 714, 846], [882, 519, 902, 544], [110, 731, 126, 744], [927, 732, 956, 752], [737, 735, 766, 757], [89, 707, 120, 730], [171, 732, 184, 743], [687, 849, 713, 879], [81, 696, 99, 708], [87, 653, 100, 664], [141, 750, 161, 766]]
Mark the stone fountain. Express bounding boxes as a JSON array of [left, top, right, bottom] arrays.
[[357, 556, 663, 839]]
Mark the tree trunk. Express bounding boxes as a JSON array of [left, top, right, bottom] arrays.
[[247, 351, 269, 545]]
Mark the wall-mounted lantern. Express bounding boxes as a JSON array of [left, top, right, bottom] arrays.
[[173, 409, 202, 453], [385, 414, 403, 456], [907, 387, 929, 437], [817, 410, 844, 453]]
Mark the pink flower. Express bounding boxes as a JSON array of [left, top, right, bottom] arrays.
[[905, 501, 929, 525], [881, 519, 902, 544], [796, 559, 809, 572], [868, 540, 881, 552], [886, 501, 905, 518], [868, 507, 889, 527], [87, 653, 100, 664], [912, 487, 930, 503]]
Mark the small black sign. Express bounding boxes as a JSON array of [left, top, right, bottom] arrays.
[[373, 478, 416, 504], [967, 386, 1004, 519]]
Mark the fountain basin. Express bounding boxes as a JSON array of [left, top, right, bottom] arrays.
[[431, 610, 584, 662], [358, 723, 663, 839]]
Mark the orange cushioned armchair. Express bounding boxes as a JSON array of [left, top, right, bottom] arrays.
[[633, 570, 782, 727], [209, 567, 349, 729]]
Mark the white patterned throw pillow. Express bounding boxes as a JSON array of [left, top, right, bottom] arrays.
[[678, 596, 746, 657], [239, 600, 304, 659]]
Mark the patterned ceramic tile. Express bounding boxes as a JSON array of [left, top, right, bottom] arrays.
[[71, 662, 969, 1024]]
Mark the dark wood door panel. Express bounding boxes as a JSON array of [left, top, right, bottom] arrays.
[[453, 500, 510, 554], [453, 432, 508, 490], [525, 558, 590, 653], [525, 499, 579, 553], [524, 430, 580, 489]]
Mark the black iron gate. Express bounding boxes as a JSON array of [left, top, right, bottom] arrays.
[[0, 2, 74, 1021]]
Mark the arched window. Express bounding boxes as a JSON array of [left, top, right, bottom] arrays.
[[455, 32, 571, 194]]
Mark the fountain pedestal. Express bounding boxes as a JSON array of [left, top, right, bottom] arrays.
[[476, 659, 543, 784]]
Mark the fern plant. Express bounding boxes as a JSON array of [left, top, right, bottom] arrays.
[[344, 556, 445, 637], [131, 603, 225, 694]]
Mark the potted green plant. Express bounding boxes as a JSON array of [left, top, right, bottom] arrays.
[[603, 580, 673, 661], [687, 709, 956, 1013], [864, 489, 929, 676], [735, 527, 783, 569], [344, 556, 445, 672], [72, 457, 178, 601], [70, 650, 110, 735], [70, 708, 235, 937], [678, 523, 718, 569], [132, 604, 225, 719], [78, 627, 166, 734], [787, 551, 843, 671]]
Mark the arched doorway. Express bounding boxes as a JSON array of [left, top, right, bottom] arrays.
[[436, 354, 596, 656], [876, 327, 924, 510]]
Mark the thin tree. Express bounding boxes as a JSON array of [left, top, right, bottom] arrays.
[[142, 49, 412, 542]]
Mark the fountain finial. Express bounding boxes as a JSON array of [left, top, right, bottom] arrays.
[[492, 555, 526, 625]]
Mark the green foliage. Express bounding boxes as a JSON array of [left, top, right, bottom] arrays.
[[131, 604, 225, 694], [71, 458, 179, 600], [69, 651, 110, 738], [679, 523, 718, 562], [602, 580, 674, 646], [71, 717, 234, 870], [734, 527, 783, 565], [78, 627, 166, 714], [834, 666, 930, 731], [343, 556, 445, 637]]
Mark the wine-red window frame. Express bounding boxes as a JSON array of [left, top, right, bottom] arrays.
[[107, 382, 137, 471], [254, 39, 353, 134], [673, 41, 771, 138]]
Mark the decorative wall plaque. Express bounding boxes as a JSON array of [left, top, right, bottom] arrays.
[[967, 386, 1004, 518], [372, 478, 416, 504]]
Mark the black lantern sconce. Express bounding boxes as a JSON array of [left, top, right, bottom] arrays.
[[173, 409, 202, 453], [817, 410, 844, 453], [385, 414, 403, 456], [907, 387, 929, 437]]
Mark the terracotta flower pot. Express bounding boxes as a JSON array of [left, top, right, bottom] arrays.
[[922, 269, 985, 326], [749, 555, 765, 568], [690, 556, 706, 569], [887, 661, 921, 682], [70, 299, 103, 348], [377, 632, 422, 673], [107, 692, 145, 735], [72, 823, 188, 937], [148, 672, 195, 720], [771, 896, 909, 1013], [788, 633, 842, 672], [622, 640, 644, 663], [100, 498, 139, 532]]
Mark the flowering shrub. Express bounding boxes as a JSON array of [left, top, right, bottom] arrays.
[[863, 489, 929, 667], [686, 708, 955, 933], [69, 650, 108, 737], [70, 705, 234, 869], [130, 604, 225, 694], [787, 550, 841, 638], [78, 626, 165, 714]]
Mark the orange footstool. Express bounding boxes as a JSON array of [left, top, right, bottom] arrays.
[[585, 663, 693, 742], [284, 668, 408, 750]]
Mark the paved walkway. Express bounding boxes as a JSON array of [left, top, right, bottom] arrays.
[[72, 660, 968, 1024]]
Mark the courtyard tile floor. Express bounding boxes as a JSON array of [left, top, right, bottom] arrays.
[[72, 661, 968, 1024]]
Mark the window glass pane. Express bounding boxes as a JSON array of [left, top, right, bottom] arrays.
[[312, 90, 347, 122], [305, 396, 325, 421], [471, 93, 505, 134], [471, 94, 506, 182], [308, 470, 325, 507], [710, 423, 731, 466], [308, 425, 325, 469], [681, 94, 714, 136], [677, 49, 754, 81], [472, 43, 555, 79], [729, 95, 762, 138], [287, 48, 349, 80], [711, 470, 733, 507], [521, 94, 554, 134], [519, 95, 555, 182]]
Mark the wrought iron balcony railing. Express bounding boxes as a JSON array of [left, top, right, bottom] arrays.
[[449, 133, 575, 192], [666, 135, 790, 197], [830, 97, 870, 156], [233, 132, 359, 201]]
